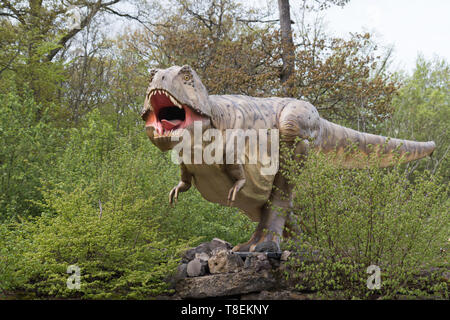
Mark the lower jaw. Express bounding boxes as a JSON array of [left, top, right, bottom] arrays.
[[149, 136, 179, 152], [157, 125, 186, 137], [146, 119, 211, 151], [146, 127, 185, 151]]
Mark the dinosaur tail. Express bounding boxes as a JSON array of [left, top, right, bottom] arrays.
[[317, 119, 436, 168]]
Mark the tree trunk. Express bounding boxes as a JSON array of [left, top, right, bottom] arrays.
[[277, 0, 295, 96]]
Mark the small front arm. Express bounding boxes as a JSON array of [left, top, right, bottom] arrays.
[[225, 163, 246, 206], [169, 163, 192, 205]]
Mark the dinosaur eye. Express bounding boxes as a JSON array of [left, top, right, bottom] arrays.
[[149, 69, 158, 83], [184, 75, 191, 81]]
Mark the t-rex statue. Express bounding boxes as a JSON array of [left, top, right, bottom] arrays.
[[141, 65, 436, 253]]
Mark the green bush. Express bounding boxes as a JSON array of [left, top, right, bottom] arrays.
[[0, 92, 63, 220], [1, 185, 184, 299], [0, 109, 252, 298], [42, 109, 252, 246], [380, 56, 449, 182], [282, 148, 449, 299]]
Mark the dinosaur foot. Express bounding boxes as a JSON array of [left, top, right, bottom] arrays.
[[232, 232, 281, 253], [254, 241, 280, 253]]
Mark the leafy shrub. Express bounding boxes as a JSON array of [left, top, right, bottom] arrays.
[[0, 186, 184, 299], [0, 92, 63, 220], [282, 148, 449, 299], [42, 109, 253, 246], [380, 56, 449, 182], [0, 109, 252, 298]]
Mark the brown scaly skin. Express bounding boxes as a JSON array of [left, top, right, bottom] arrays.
[[141, 65, 436, 253]]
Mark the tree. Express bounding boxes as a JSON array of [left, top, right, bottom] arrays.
[[0, 0, 144, 106], [380, 56, 450, 181], [123, 0, 282, 97], [292, 32, 398, 129], [277, 0, 295, 95], [277, 0, 351, 96]]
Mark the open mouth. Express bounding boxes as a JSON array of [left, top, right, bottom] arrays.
[[142, 89, 202, 136]]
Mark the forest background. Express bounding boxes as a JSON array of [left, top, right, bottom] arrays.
[[0, 0, 448, 299]]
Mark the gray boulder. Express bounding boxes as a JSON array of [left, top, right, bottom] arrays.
[[208, 249, 244, 274]]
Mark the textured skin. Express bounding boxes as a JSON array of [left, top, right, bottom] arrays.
[[141, 65, 436, 252]]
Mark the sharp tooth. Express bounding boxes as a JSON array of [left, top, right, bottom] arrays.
[[168, 95, 182, 109]]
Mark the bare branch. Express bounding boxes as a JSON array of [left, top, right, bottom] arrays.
[[0, 47, 20, 76], [0, 0, 26, 24], [102, 6, 171, 29], [46, 1, 105, 61], [236, 18, 294, 24]]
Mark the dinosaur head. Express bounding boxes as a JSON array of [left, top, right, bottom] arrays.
[[141, 65, 212, 151]]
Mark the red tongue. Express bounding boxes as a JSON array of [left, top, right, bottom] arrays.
[[161, 119, 182, 131]]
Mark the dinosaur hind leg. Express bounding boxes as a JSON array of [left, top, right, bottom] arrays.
[[231, 203, 286, 253], [232, 172, 293, 253], [232, 102, 316, 252], [232, 102, 315, 253]]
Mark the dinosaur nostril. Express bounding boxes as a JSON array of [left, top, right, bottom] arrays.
[[162, 76, 165, 80]]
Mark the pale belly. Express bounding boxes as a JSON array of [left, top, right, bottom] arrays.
[[184, 163, 275, 222]]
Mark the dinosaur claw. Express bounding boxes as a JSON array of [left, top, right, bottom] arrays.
[[227, 191, 236, 207], [227, 179, 245, 207], [169, 187, 178, 206], [168, 181, 191, 207]]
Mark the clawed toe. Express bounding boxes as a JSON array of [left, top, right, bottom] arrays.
[[227, 179, 245, 206]]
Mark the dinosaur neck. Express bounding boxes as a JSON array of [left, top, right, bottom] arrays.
[[208, 95, 236, 130]]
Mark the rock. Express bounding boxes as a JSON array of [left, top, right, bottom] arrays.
[[254, 241, 280, 253], [176, 263, 188, 279], [208, 249, 244, 274], [176, 270, 278, 299], [182, 244, 209, 263], [182, 238, 232, 263], [280, 250, 291, 261], [211, 238, 233, 250], [244, 253, 272, 272], [187, 258, 208, 277], [195, 252, 210, 262], [241, 290, 312, 300]]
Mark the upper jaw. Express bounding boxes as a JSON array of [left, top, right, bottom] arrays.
[[141, 88, 184, 120], [148, 88, 185, 109], [141, 87, 207, 139]]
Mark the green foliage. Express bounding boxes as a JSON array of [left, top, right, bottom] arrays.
[[0, 109, 252, 298], [1, 186, 183, 299], [282, 150, 449, 299], [0, 109, 185, 298], [0, 92, 63, 220], [1, 0, 447, 300], [380, 56, 449, 182]]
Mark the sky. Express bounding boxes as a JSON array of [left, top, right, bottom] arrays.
[[323, 0, 450, 72], [253, 0, 450, 73]]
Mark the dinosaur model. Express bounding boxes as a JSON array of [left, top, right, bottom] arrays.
[[141, 65, 436, 252]]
